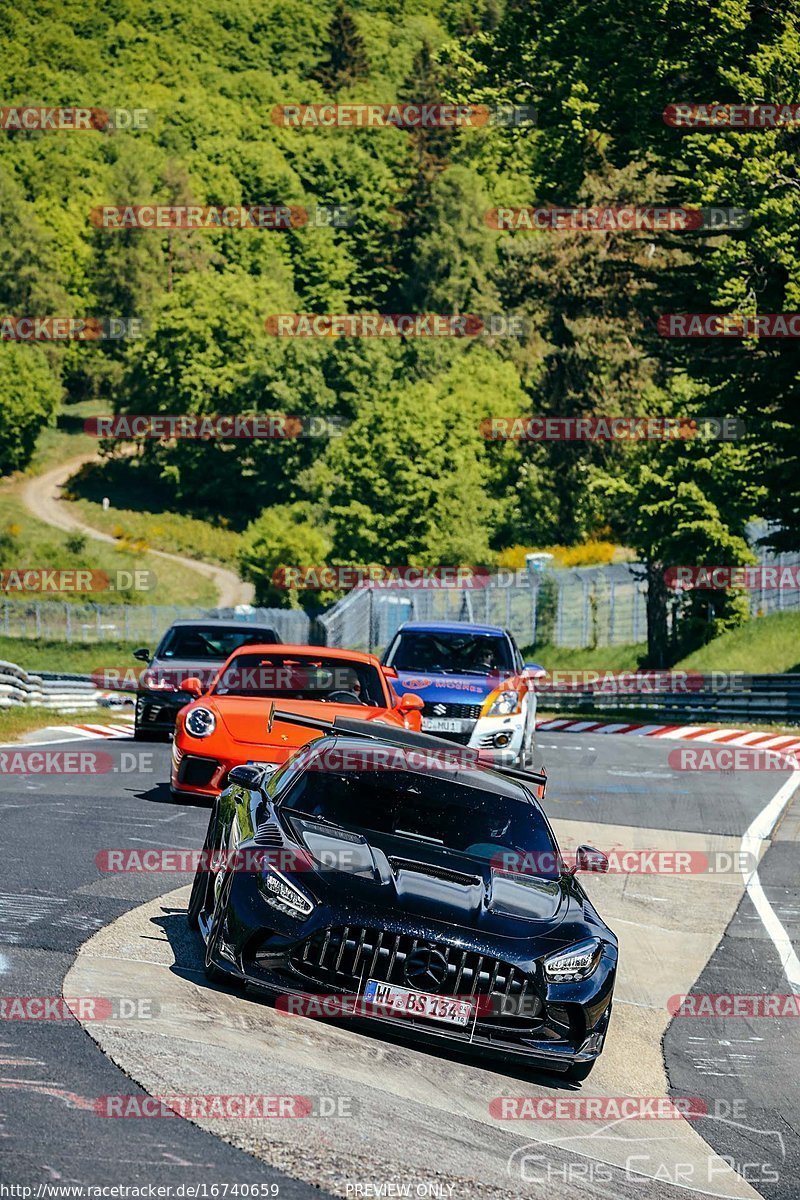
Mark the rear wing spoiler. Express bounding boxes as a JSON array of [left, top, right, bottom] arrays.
[[266, 705, 548, 798]]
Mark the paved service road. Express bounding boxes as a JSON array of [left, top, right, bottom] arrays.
[[0, 731, 797, 1198]]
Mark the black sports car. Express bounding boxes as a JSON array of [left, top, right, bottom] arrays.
[[133, 619, 280, 740], [187, 712, 617, 1081]]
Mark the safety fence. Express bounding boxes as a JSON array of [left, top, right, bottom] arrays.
[[319, 549, 800, 655], [0, 601, 311, 645], [319, 565, 650, 653]]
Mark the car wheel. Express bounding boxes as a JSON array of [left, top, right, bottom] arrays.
[[521, 714, 535, 768], [133, 726, 156, 741], [187, 804, 219, 930], [203, 871, 243, 988], [564, 1059, 595, 1082]]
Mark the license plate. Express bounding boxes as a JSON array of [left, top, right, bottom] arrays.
[[421, 717, 465, 733], [362, 979, 473, 1027]]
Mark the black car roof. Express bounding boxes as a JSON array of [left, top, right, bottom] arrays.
[[164, 619, 278, 630]]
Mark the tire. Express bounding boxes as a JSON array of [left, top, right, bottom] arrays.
[[203, 870, 243, 988], [133, 726, 157, 741], [521, 713, 535, 768], [564, 1058, 596, 1082], [187, 804, 219, 931]]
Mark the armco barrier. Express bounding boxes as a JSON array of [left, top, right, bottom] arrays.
[[0, 661, 104, 713], [537, 674, 800, 726]]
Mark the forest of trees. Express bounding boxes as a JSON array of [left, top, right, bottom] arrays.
[[1, 0, 799, 663]]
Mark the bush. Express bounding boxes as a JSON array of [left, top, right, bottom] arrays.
[[0, 345, 61, 476], [238, 504, 333, 612]]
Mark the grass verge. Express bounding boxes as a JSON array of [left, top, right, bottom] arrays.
[[0, 705, 116, 743], [0, 637, 143, 674]]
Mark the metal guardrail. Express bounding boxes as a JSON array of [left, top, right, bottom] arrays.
[[0, 661, 104, 712], [536, 674, 800, 726]]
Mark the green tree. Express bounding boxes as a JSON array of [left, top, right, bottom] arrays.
[[312, 1, 369, 91], [0, 344, 61, 475], [597, 447, 762, 665], [238, 503, 331, 611]]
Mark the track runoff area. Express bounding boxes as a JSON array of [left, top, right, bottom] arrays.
[[0, 719, 797, 1200]]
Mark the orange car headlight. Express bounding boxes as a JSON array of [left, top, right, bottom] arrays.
[[185, 707, 216, 738]]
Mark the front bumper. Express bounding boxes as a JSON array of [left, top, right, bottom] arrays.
[[420, 712, 529, 762], [136, 691, 193, 736], [204, 871, 615, 1071], [170, 742, 292, 799]]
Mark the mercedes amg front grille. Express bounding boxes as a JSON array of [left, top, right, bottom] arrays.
[[290, 925, 539, 1013]]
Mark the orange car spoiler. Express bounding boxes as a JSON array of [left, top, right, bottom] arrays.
[[266, 705, 548, 799]]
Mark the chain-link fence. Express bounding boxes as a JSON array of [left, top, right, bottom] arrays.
[[318, 551, 800, 656], [5, 551, 799, 657], [318, 564, 650, 654], [0, 601, 311, 645]]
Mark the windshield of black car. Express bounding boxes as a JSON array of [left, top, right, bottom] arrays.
[[279, 767, 559, 875], [211, 653, 386, 706], [387, 631, 513, 675], [157, 627, 276, 661]]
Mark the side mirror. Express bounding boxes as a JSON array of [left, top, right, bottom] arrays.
[[524, 662, 547, 679], [182, 676, 204, 697], [575, 845, 609, 874], [227, 764, 267, 789], [133, 647, 150, 662], [397, 692, 424, 712]]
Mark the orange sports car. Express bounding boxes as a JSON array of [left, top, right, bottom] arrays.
[[170, 644, 423, 801]]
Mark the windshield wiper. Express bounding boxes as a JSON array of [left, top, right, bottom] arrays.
[[393, 828, 445, 844]]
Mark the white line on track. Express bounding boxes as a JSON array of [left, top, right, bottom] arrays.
[[741, 768, 800, 993]]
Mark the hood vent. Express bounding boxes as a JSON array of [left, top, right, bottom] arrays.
[[254, 821, 284, 848], [389, 857, 481, 888]]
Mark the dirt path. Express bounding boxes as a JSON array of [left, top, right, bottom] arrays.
[[21, 455, 254, 608]]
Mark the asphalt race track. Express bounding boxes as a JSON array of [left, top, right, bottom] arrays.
[[0, 728, 797, 1198]]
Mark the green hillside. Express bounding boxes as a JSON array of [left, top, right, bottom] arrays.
[[2, 0, 800, 662]]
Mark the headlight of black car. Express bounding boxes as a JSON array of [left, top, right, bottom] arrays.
[[542, 937, 604, 982], [257, 865, 315, 919]]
